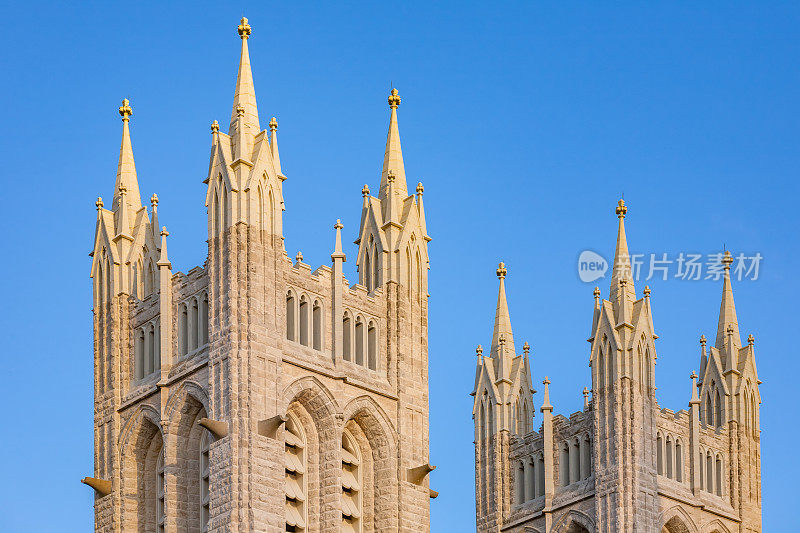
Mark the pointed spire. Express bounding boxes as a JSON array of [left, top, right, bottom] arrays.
[[157, 226, 171, 267], [150, 194, 160, 243], [269, 117, 282, 175], [379, 88, 407, 200], [699, 334, 708, 380], [609, 198, 635, 304], [491, 262, 515, 355], [230, 17, 260, 157], [715, 250, 741, 350], [541, 377, 552, 411], [112, 99, 142, 214], [331, 219, 346, 261]]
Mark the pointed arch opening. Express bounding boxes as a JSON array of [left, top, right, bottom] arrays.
[[343, 312, 352, 361], [312, 299, 322, 351], [286, 291, 296, 342], [355, 317, 365, 366], [299, 296, 310, 347], [367, 321, 377, 370]]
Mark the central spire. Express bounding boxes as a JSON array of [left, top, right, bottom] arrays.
[[112, 98, 142, 215], [715, 250, 741, 349], [609, 198, 636, 306], [491, 262, 515, 357], [379, 88, 408, 201], [230, 17, 260, 157]]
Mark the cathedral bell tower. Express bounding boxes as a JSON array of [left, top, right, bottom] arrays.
[[588, 199, 660, 532]]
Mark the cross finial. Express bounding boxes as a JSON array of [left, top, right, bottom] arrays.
[[722, 250, 733, 270], [416, 182, 424, 195], [643, 285, 651, 298], [583, 386, 589, 398], [160, 226, 169, 238], [362, 184, 370, 197], [96, 197, 104, 210], [496, 262, 507, 280], [295, 251, 303, 264], [269, 117, 278, 131], [476, 344, 483, 357], [523, 341, 530, 355], [387, 169, 396, 183], [388, 87, 401, 109], [727, 324, 735, 335], [700, 334, 707, 346], [543, 376, 551, 386], [238, 17, 251, 39], [119, 98, 132, 121], [119, 184, 127, 196], [211, 120, 219, 133], [748, 333, 755, 346], [593, 286, 600, 298], [499, 333, 506, 347], [334, 218, 343, 230], [150, 193, 158, 208], [236, 104, 245, 117], [615, 198, 627, 219], [619, 277, 628, 288]]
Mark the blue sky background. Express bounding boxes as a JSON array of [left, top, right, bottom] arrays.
[[1, 2, 798, 531]]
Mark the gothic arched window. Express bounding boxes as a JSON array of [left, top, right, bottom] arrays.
[[299, 296, 309, 347], [343, 313, 352, 361], [200, 292, 209, 346], [286, 292, 296, 342], [312, 300, 322, 351], [355, 317, 364, 366], [179, 303, 189, 356], [367, 321, 377, 370]]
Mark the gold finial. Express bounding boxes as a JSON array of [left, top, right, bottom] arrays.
[[269, 117, 278, 131], [690, 370, 698, 381], [416, 182, 424, 195], [150, 193, 159, 207], [160, 226, 169, 237], [643, 285, 651, 298], [119, 99, 132, 121], [523, 341, 530, 355], [700, 334, 707, 346], [722, 250, 733, 270], [748, 334, 754, 346], [476, 344, 483, 357], [211, 120, 219, 133], [295, 251, 303, 264], [236, 104, 245, 117], [593, 286, 601, 298], [615, 198, 627, 219], [334, 218, 343, 230], [362, 184, 370, 197], [388, 87, 401, 109], [496, 262, 507, 280], [96, 197, 104, 210], [543, 376, 551, 386], [387, 170, 396, 183], [238, 17, 251, 39]]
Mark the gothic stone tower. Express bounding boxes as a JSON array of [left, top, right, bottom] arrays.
[[472, 200, 762, 533], [85, 17, 434, 532]]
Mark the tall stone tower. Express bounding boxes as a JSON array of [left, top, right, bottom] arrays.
[[472, 200, 762, 533], [85, 17, 434, 532]]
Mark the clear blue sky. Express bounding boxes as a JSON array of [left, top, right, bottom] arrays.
[[1, 2, 798, 531]]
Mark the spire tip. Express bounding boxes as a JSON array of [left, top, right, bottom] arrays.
[[118, 99, 132, 121], [615, 198, 627, 218], [238, 17, 251, 39], [388, 87, 401, 108], [496, 262, 507, 280]]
